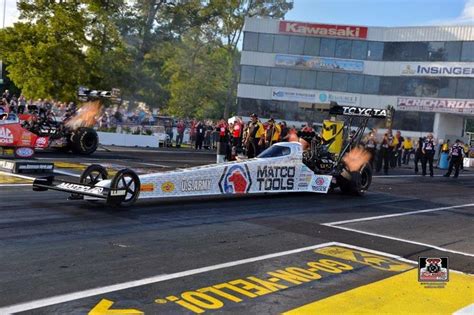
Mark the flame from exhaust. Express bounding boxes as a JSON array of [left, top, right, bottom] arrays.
[[65, 101, 102, 129], [343, 146, 372, 172]]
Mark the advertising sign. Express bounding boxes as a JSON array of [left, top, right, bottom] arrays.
[[400, 63, 474, 77], [317, 91, 360, 106], [275, 54, 364, 73], [397, 97, 474, 114], [279, 21, 368, 39], [271, 88, 360, 106], [271, 88, 317, 103]]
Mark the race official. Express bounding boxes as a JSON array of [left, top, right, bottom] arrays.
[[443, 139, 463, 178], [421, 133, 436, 177], [402, 137, 414, 165], [265, 118, 281, 148], [364, 132, 377, 169], [245, 113, 264, 158], [414, 137, 424, 174], [376, 132, 392, 175]]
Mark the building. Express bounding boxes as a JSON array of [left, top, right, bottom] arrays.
[[237, 17, 474, 141]]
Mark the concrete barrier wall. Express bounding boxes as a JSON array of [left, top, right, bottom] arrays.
[[97, 132, 163, 148]]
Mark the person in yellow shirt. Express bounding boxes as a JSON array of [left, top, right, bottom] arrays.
[[402, 137, 414, 165], [265, 118, 281, 148], [245, 113, 264, 158]]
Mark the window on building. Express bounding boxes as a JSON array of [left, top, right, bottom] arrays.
[[288, 36, 306, 55], [320, 38, 336, 57], [438, 78, 457, 98], [363, 76, 380, 94], [258, 33, 274, 53], [303, 37, 320, 56], [402, 78, 423, 97], [367, 41, 384, 60], [379, 77, 401, 95], [240, 65, 255, 84], [332, 73, 348, 92], [335, 39, 352, 59], [316, 71, 333, 90], [456, 78, 471, 98], [461, 41, 474, 62], [270, 68, 287, 86], [392, 111, 435, 132], [300, 71, 317, 89], [286, 69, 302, 87], [243, 32, 259, 51], [420, 78, 440, 97], [273, 35, 290, 53], [383, 42, 411, 60], [444, 41, 462, 61], [347, 74, 364, 93], [428, 42, 445, 61], [254, 67, 271, 85], [351, 40, 368, 60], [410, 42, 429, 61]]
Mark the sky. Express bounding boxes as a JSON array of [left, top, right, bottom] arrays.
[[1, 0, 473, 28]]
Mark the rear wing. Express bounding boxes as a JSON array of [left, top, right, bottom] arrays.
[[329, 104, 387, 119]]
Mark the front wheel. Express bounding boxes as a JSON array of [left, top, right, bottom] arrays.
[[107, 169, 140, 207]]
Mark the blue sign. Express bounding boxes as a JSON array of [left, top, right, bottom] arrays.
[[275, 54, 364, 73]]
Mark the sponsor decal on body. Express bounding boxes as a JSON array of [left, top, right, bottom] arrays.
[[181, 179, 212, 192], [219, 165, 252, 194], [256, 165, 295, 191], [35, 137, 48, 148], [311, 176, 331, 193], [110, 189, 126, 196], [0, 127, 14, 144], [140, 183, 155, 192], [56, 182, 104, 195], [279, 21, 368, 39], [161, 182, 175, 193], [15, 147, 34, 158]]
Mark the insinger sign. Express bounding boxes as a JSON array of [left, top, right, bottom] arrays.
[[279, 21, 368, 39]]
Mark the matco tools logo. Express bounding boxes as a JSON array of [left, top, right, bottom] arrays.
[[56, 182, 104, 195], [0, 127, 14, 144], [219, 165, 252, 194], [279, 21, 368, 39], [419, 257, 448, 282]]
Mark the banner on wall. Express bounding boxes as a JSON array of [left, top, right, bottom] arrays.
[[400, 63, 474, 77], [397, 97, 474, 114], [275, 54, 364, 73], [279, 21, 368, 39], [271, 88, 360, 106]]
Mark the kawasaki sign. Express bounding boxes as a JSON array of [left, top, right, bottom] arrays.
[[279, 21, 368, 39]]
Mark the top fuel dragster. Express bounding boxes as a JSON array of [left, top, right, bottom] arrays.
[[32, 104, 388, 207]]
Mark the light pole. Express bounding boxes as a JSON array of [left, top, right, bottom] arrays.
[[2, 0, 6, 28]]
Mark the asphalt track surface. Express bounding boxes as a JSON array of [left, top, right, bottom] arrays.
[[0, 147, 473, 315]]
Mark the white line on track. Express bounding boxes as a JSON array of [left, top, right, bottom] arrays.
[[0, 171, 35, 181], [322, 203, 474, 258], [0, 242, 338, 314], [53, 169, 81, 178], [324, 203, 474, 226], [373, 174, 474, 178], [454, 303, 474, 315], [325, 225, 474, 258], [0, 184, 32, 187], [137, 162, 170, 168]]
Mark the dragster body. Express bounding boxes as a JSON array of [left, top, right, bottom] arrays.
[[33, 142, 333, 207]]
